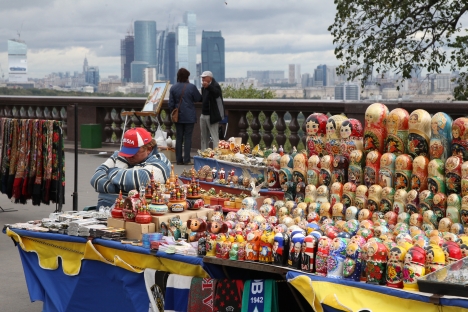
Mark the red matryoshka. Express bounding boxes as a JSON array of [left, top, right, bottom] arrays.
[[340, 118, 363, 159], [366, 240, 388, 285], [364, 150, 381, 188], [385, 108, 409, 156], [411, 156, 429, 192], [443, 241, 463, 265], [315, 236, 332, 276], [386, 245, 407, 288], [326, 115, 348, 156], [407, 109, 431, 158], [451, 117, 468, 161], [305, 113, 328, 158], [363, 103, 389, 155], [402, 243, 426, 290]]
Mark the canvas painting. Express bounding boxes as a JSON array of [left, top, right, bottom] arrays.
[[142, 81, 169, 114]]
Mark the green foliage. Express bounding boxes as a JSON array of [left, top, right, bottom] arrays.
[[221, 83, 275, 99], [329, 0, 468, 99], [0, 87, 146, 97]]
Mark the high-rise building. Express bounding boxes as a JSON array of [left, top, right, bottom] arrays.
[[164, 32, 176, 84], [314, 65, 327, 86], [288, 64, 295, 84], [176, 24, 189, 76], [85, 66, 100, 86], [334, 83, 360, 100], [295, 64, 301, 84], [184, 12, 197, 82], [156, 30, 166, 80], [301, 73, 310, 88], [8, 39, 28, 83], [201, 31, 225, 82], [131, 20, 157, 83], [121, 35, 134, 83]]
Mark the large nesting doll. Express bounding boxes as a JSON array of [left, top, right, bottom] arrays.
[[293, 152, 308, 184], [366, 240, 388, 285], [427, 159, 446, 195], [379, 187, 395, 214], [340, 118, 363, 160], [379, 153, 396, 188], [411, 156, 429, 192], [306, 155, 320, 187], [402, 244, 426, 290], [349, 150, 365, 186], [452, 117, 468, 161], [407, 109, 431, 158], [445, 155, 462, 195], [343, 242, 362, 281], [364, 150, 381, 188], [319, 155, 333, 188], [386, 244, 408, 288], [325, 115, 347, 156], [267, 152, 282, 191], [367, 184, 383, 215], [327, 237, 349, 279], [342, 182, 357, 210], [301, 235, 317, 273], [305, 113, 328, 157], [385, 108, 409, 156], [279, 154, 294, 191], [430, 112, 452, 162], [331, 155, 349, 184], [363, 103, 389, 155], [395, 154, 413, 192]]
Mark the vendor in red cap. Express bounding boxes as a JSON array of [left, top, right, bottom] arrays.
[[90, 127, 171, 208]]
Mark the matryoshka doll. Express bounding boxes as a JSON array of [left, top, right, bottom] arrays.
[[367, 184, 383, 215], [316, 185, 330, 206], [348, 150, 365, 186], [379, 187, 395, 214], [430, 112, 452, 162], [355, 185, 368, 211], [432, 192, 447, 224], [422, 210, 438, 234], [325, 115, 347, 156], [295, 181, 306, 203], [402, 242, 426, 290], [379, 153, 396, 188], [305, 113, 328, 157], [366, 240, 388, 285], [446, 193, 461, 224], [340, 118, 364, 159], [445, 156, 462, 195], [319, 203, 332, 219], [405, 190, 419, 215], [342, 182, 357, 210], [443, 241, 463, 265], [438, 217, 452, 235], [345, 206, 358, 221], [425, 243, 446, 274], [301, 235, 317, 273], [451, 117, 468, 161], [392, 189, 408, 215], [331, 155, 349, 184], [384, 211, 398, 230], [343, 242, 362, 281], [418, 190, 434, 215], [332, 203, 345, 222], [292, 152, 308, 185], [327, 237, 349, 279], [267, 153, 282, 191], [386, 244, 408, 288], [394, 154, 413, 192], [306, 155, 320, 187], [407, 109, 431, 158], [364, 150, 381, 188], [289, 233, 305, 269], [461, 196, 468, 229], [315, 236, 332, 276], [330, 182, 343, 208], [363, 103, 389, 155], [385, 108, 409, 156], [462, 161, 468, 197], [411, 156, 429, 192], [279, 154, 294, 191], [304, 184, 317, 204], [319, 155, 333, 188], [273, 231, 290, 266]]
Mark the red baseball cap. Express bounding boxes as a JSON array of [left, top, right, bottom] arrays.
[[119, 127, 153, 157]]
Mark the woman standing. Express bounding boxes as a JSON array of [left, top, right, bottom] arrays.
[[169, 68, 202, 165]]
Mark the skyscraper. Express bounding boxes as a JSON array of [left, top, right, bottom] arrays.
[[288, 64, 295, 84], [201, 31, 225, 82], [8, 39, 28, 83], [156, 30, 166, 80], [176, 24, 189, 75], [164, 32, 176, 84], [120, 34, 134, 83], [131, 20, 157, 83], [184, 12, 197, 82], [295, 64, 301, 84]]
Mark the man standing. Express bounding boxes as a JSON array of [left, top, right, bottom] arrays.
[[200, 70, 224, 150]]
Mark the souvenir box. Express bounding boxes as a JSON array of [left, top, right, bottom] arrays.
[[418, 257, 468, 297]]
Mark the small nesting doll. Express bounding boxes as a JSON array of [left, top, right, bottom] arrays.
[[445, 156, 462, 195], [410, 213, 423, 229], [446, 193, 461, 224], [340, 118, 364, 160], [331, 155, 349, 184], [386, 244, 408, 288], [327, 237, 349, 279], [385, 108, 409, 156], [411, 156, 429, 192], [384, 211, 398, 230], [379, 153, 396, 188], [332, 203, 345, 222], [319, 155, 333, 188], [304, 184, 317, 204], [366, 240, 388, 285], [355, 185, 368, 211], [315, 236, 332, 276], [379, 187, 395, 214], [407, 109, 431, 158], [427, 159, 446, 195], [348, 150, 365, 186], [330, 182, 343, 208], [293, 152, 308, 185], [364, 152, 382, 190], [392, 188, 408, 215], [316, 185, 330, 206], [273, 231, 290, 266], [363, 103, 389, 155], [289, 233, 305, 269], [342, 182, 357, 210], [394, 154, 413, 192], [418, 190, 434, 215], [325, 115, 347, 156], [425, 243, 446, 274], [462, 161, 468, 197], [301, 235, 317, 273], [295, 181, 306, 203], [461, 196, 468, 230], [430, 112, 452, 162], [306, 155, 320, 187], [438, 217, 453, 234], [345, 206, 359, 221], [279, 154, 294, 191], [402, 243, 426, 290], [305, 113, 328, 157], [422, 210, 438, 234], [343, 242, 362, 281], [405, 190, 419, 215], [267, 153, 282, 191], [443, 241, 463, 265], [367, 184, 383, 215], [451, 117, 468, 161], [432, 192, 447, 224], [319, 203, 332, 219]]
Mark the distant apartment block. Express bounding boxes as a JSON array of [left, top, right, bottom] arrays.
[[334, 83, 360, 100], [246, 70, 284, 84]]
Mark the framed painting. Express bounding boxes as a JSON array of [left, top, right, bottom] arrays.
[[142, 81, 169, 114]]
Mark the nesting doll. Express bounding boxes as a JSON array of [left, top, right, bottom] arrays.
[[379, 187, 395, 214], [343, 242, 362, 281], [366, 240, 388, 285], [326, 115, 347, 156], [345, 206, 359, 221], [363, 103, 389, 155], [407, 109, 431, 158], [402, 244, 426, 290], [279, 154, 294, 191], [461, 196, 468, 229], [405, 190, 419, 215], [305, 113, 328, 157], [319, 203, 332, 219], [295, 181, 306, 203], [367, 184, 383, 215], [304, 184, 317, 204], [301, 235, 317, 273], [443, 241, 463, 265], [430, 112, 452, 162], [306, 155, 320, 187], [319, 155, 333, 188], [328, 182, 342, 209], [446, 193, 461, 224], [355, 185, 368, 211], [327, 237, 349, 279], [462, 161, 468, 197], [364, 151, 381, 188], [438, 217, 453, 234], [315, 236, 332, 276], [245, 230, 262, 261], [342, 182, 357, 210], [393, 189, 408, 215], [273, 232, 290, 266], [384, 211, 398, 230], [348, 150, 365, 186], [432, 192, 447, 224], [340, 118, 364, 159], [331, 155, 349, 184], [451, 117, 468, 161], [411, 156, 429, 192], [288, 233, 305, 269], [316, 185, 330, 206], [422, 210, 438, 234], [395, 154, 413, 192], [379, 153, 396, 188], [418, 190, 433, 215], [293, 152, 308, 184], [386, 244, 408, 288], [445, 156, 462, 195], [332, 203, 345, 222], [385, 108, 409, 156], [409, 213, 423, 229], [427, 159, 446, 195], [267, 153, 282, 191], [425, 244, 446, 274]]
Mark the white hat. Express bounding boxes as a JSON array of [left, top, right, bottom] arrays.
[[201, 71, 213, 78]]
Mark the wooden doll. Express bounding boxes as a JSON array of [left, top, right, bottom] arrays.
[[343, 242, 362, 281], [422, 210, 438, 234], [279, 154, 294, 191], [316, 185, 330, 206], [325, 115, 347, 156], [403, 243, 426, 290], [305, 113, 328, 157], [407, 109, 431, 158], [411, 155, 429, 192], [319, 155, 333, 188], [327, 237, 349, 279], [409, 213, 423, 229], [392, 189, 408, 215], [445, 155, 462, 195], [418, 190, 434, 215], [379, 153, 396, 188], [379, 187, 395, 214], [306, 155, 320, 187], [273, 231, 290, 266], [432, 192, 447, 224], [342, 182, 357, 210], [366, 240, 388, 285], [304, 184, 317, 204], [405, 189, 419, 215], [426, 243, 446, 274], [451, 117, 468, 161], [443, 241, 463, 265], [301, 235, 317, 273], [348, 149, 365, 186], [259, 229, 276, 264], [367, 184, 383, 215], [245, 230, 262, 261], [446, 193, 461, 224], [332, 203, 345, 222], [386, 244, 408, 288], [340, 118, 364, 160], [331, 154, 349, 184], [355, 185, 368, 211], [427, 159, 446, 195], [364, 150, 381, 188], [385, 108, 409, 156], [330, 182, 343, 208], [295, 181, 306, 203], [315, 236, 332, 276], [363, 103, 389, 155], [345, 206, 359, 221], [430, 112, 452, 162], [267, 153, 282, 191], [394, 154, 413, 192], [319, 203, 332, 219], [462, 161, 468, 197], [292, 152, 308, 184]]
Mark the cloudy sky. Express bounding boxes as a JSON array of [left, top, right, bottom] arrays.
[[0, 0, 338, 80]]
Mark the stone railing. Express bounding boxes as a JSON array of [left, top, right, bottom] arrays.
[[0, 95, 467, 151]]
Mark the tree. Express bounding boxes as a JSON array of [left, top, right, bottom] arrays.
[[221, 83, 275, 99], [328, 0, 468, 99]]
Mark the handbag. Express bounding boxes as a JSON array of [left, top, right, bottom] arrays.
[[171, 84, 187, 123]]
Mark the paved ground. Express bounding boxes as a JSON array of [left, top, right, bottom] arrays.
[[0, 147, 192, 312]]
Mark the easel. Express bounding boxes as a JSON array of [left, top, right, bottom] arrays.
[[0, 206, 17, 213], [120, 111, 161, 147]]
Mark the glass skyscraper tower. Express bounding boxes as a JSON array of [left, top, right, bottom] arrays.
[[201, 31, 225, 82], [176, 24, 189, 77], [131, 20, 156, 83], [8, 39, 28, 83], [183, 12, 197, 82]]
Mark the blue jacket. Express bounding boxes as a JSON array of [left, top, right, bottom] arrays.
[[168, 82, 202, 123]]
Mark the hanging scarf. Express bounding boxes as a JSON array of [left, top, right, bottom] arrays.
[[7, 119, 19, 198], [241, 280, 278, 312], [188, 277, 217, 312], [42, 120, 54, 204], [20, 119, 34, 202], [13, 119, 29, 202], [50, 121, 65, 204], [32, 120, 45, 205], [164, 274, 193, 312], [0, 118, 5, 175], [1, 119, 12, 193], [27, 120, 39, 197], [213, 279, 244, 312]]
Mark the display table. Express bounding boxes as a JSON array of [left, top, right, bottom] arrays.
[[194, 155, 267, 179]]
